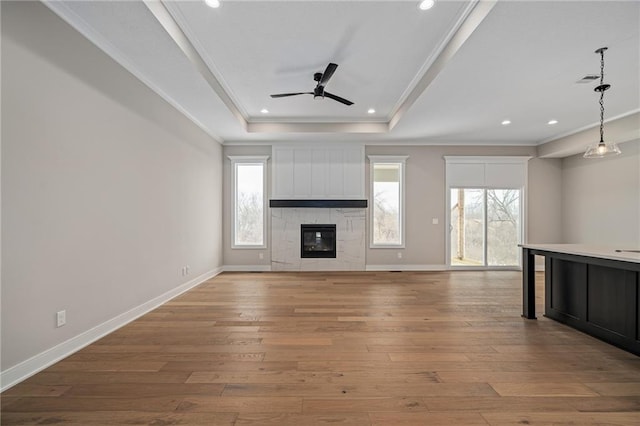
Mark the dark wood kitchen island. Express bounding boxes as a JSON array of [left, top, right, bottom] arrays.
[[521, 244, 640, 355]]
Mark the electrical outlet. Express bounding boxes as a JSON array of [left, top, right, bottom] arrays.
[[56, 310, 66, 328], [432, 218, 439, 225], [259, 253, 264, 260], [397, 252, 403, 259]]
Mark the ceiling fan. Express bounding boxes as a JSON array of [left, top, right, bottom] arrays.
[[270, 63, 354, 106]]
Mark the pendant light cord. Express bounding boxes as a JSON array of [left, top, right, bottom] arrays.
[[584, 47, 620, 158], [598, 49, 605, 143], [594, 47, 611, 145]]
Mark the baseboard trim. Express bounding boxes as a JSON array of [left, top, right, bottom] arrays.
[[0, 267, 223, 392], [223, 265, 272, 272], [365, 264, 448, 272]]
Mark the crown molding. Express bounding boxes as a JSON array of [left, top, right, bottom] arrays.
[[246, 121, 389, 134], [145, 0, 495, 136], [42, 0, 224, 144], [143, 0, 247, 130], [389, 0, 497, 130], [46, 0, 498, 139]]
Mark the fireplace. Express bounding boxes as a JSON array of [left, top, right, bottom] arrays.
[[301, 224, 336, 258], [271, 208, 365, 271]]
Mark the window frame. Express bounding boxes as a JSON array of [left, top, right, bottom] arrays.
[[444, 156, 529, 270], [368, 155, 408, 249], [449, 187, 524, 268], [228, 155, 269, 249]]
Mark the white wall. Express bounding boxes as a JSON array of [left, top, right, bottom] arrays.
[[527, 157, 563, 244], [364, 145, 558, 268], [221, 144, 562, 270], [1, 1, 223, 382], [561, 139, 640, 245]]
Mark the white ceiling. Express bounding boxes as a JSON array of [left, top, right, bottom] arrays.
[[46, 0, 640, 146]]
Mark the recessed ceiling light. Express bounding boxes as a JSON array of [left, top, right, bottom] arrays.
[[501, 120, 511, 126], [260, 108, 269, 114], [419, 0, 435, 10], [548, 119, 558, 125], [204, 0, 220, 9], [367, 108, 376, 114]]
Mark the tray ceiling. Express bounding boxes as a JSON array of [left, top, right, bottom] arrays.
[[45, 0, 640, 146]]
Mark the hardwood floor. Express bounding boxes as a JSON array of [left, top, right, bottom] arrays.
[[2, 271, 640, 425]]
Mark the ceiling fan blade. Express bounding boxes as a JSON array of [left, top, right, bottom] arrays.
[[324, 91, 354, 106], [270, 92, 313, 98], [319, 63, 338, 86]]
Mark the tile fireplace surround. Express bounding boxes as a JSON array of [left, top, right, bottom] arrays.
[[271, 206, 366, 271]]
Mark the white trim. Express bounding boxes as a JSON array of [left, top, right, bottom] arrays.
[[521, 161, 529, 252], [389, 0, 496, 130], [449, 265, 522, 271], [538, 108, 640, 145], [43, 0, 491, 138], [228, 156, 269, 249], [366, 264, 448, 272], [225, 139, 540, 147], [367, 155, 410, 163], [42, 1, 224, 145], [161, 1, 247, 120], [143, 0, 247, 130], [227, 155, 270, 162], [446, 187, 525, 269], [0, 267, 222, 392], [247, 121, 389, 134], [368, 155, 409, 249], [445, 155, 529, 269], [270, 142, 366, 149], [443, 156, 532, 164], [223, 264, 272, 272]]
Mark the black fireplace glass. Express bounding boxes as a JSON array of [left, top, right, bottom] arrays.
[[301, 224, 336, 258]]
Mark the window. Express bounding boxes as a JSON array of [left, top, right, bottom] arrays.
[[450, 188, 522, 266], [369, 155, 408, 247], [445, 156, 529, 268], [229, 156, 268, 248]]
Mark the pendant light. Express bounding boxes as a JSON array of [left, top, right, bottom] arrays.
[[584, 47, 621, 158]]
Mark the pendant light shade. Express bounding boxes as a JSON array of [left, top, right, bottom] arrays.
[[584, 141, 621, 158], [584, 47, 621, 158]]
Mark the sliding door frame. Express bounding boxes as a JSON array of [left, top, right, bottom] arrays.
[[444, 156, 530, 271]]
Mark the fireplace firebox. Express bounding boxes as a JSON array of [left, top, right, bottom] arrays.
[[301, 224, 336, 258]]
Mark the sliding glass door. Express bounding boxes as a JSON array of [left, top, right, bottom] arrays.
[[486, 189, 521, 266], [450, 188, 522, 267]]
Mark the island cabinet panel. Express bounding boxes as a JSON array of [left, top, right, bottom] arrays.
[[638, 284, 640, 341], [523, 245, 640, 355], [541, 255, 640, 355], [548, 259, 587, 321], [586, 265, 636, 338]]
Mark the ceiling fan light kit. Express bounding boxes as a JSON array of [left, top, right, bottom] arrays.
[[584, 47, 622, 158], [270, 63, 354, 106]]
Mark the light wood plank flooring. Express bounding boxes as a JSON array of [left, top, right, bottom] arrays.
[[2, 271, 640, 425]]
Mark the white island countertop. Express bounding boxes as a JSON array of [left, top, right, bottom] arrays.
[[519, 244, 640, 264]]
